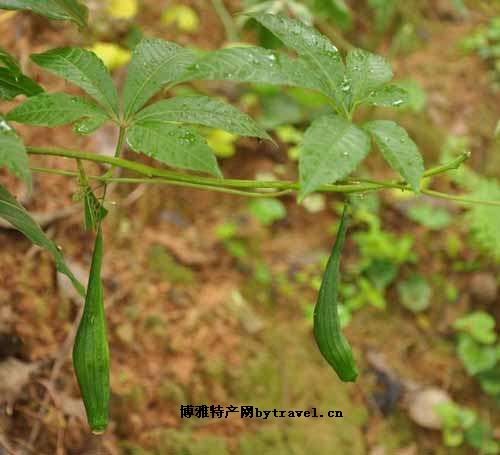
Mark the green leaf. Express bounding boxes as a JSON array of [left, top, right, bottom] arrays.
[[314, 0, 352, 30], [365, 84, 409, 108], [457, 335, 498, 376], [346, 49, 393, 109], [183, 46, 328, 96], [0, 67, 43, 100], [31, 48, 119, 118], [73, 115, 108, 135], [407, 203, 453, 230], [397, 274, 432, 312], [0, 183, 85, 296], [127, 121, 222, 177], [465, 421, 498, 452], [248, 13, 345, 105], [435, 401, 475, 430], [0, 0, 88, 27], [392, 80, 427, 112], [259, 93, 303, 129], [123, 39, 197, 120], [248, 198, 287, 225], [0, 46, 21, 73], [477, 366, 500, 396], [364, 120, 424, 192], [7, 93, 107, 127], [0, 117, 31, 187], [299, 115, 370, 198], [453, 312, 497, 345], [135, 96, 270, 139], [367, 0, 397, 32]]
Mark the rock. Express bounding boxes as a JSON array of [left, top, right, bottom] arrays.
[[407, 387, 452, 430], [470, 273, 498, 304], [0, 358, 39, 401]]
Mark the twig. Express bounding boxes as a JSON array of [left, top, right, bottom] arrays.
[[28, 302, 85, 446], [0, 434, 19, 455]]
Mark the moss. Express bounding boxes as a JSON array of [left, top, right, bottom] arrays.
[[230, 322, 367, 454], [239, 421, 365, 455], [148, 245, 194, 284], [154, 428, 229, 455], [158, 380, 187, 405]]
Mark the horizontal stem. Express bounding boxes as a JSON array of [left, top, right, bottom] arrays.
[[28, 147, 500, 206], [27, 146, 387, 193], [421, 189, 500, 207], [347, 152, 471, 187], [30, 167, 293, 198]]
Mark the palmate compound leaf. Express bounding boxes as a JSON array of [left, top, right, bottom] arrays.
[[7, 93, 108, 127], [181, 46, 331, 98], [0, 117, 31, 187], [314, 0, 353, 30], [364, 120, 424, 192], [0, 0, 88, 28], [299, 115, 371, 199], [123, 39, 197, 121], [127, 121, 222, 177], [134, 96, 270, 140], [0, 183, 85, 297], [31, 48, 119, 119], [247, 13, 346, 107]]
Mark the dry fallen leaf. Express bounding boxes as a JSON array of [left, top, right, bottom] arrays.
[[58, 393, 86, 422], [0, 357, 39, 401], [145, 228, 213, 266]]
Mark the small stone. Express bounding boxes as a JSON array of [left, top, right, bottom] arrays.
[[407, 387, 452, 430], [470, 273, 498, 304]]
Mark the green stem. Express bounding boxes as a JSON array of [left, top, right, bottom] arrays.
[[30, 167, 293, 198], [211, 0, 239, 42], [28, 146, 500, 206], [347, 152, 471, 187], [28, 146, 466, 192], [422, 152, 471, 178], [421, 189, 500, 207], [26, 146, 383, 193], [100, 126, 126, 203]]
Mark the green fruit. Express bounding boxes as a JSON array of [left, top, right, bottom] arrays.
[[314, 206, 358, 382], [72, 227, 110, 433]]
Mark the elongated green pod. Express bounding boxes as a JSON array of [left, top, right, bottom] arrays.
[[72, 227, 110, 433], [314, 206, 358, 382]]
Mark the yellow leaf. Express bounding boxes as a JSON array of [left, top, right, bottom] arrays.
[[162, 5, 200, 33], [207, 130, 238, 158], [107, 0, 138, 20], [90, 43, 131, 71]]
